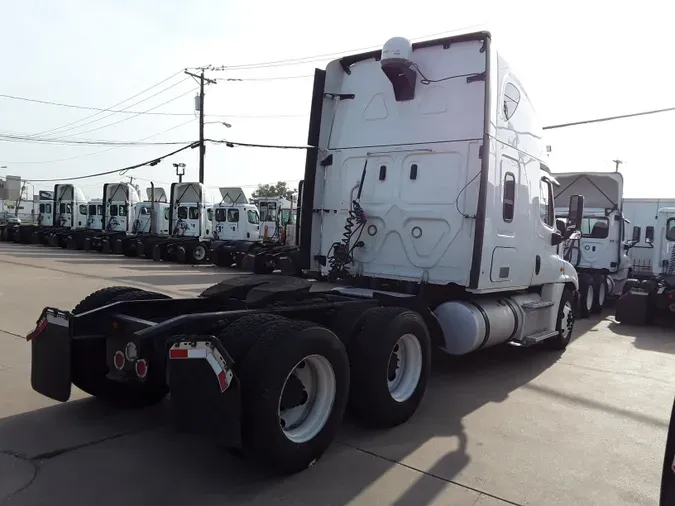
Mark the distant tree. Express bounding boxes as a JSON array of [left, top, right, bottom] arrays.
[[251, 181, 298, 202]]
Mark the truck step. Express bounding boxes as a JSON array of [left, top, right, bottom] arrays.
[[510, 330, 559, 347], [521, 300, 554, 310]]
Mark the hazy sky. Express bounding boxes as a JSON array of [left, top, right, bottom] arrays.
[[1, 0, 672, 200]]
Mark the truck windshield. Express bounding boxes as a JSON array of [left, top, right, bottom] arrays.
[[189, 207, 200, 219], [215, 209, 227, 222], [580, 217, 609, 239], [248, 210, 260, 224], [177, 207, 188, 219], [667, 218, 675, 241], [109, 205, 118, 217], [88, 205, 96, 215], [119, 205, 127, 217]]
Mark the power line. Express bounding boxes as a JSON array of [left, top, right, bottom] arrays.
[[214, 26, 485, 71], [543, 105, 675, 130], [0, 119, 195, 164], [38, 77, 192, 139], [0, 90, 302, 119], [12, 142, 199, 182], [28, 70, 185, 138], [0, 133, 191, 146], [47, 87, 197, 139], [211, 139, 312, 150], [215, 74, 313, 82]]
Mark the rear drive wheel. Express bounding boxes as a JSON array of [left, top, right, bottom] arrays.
[[239, 317, 349, 474], [152, 244, 163, 262], [591, 274, 606, 313], [71, 287, 171, 407], [175, 245, 188, 264], [578, 274, 593, 319], [192, 243, 207, 263], [544, 288, 575, 350], [348, 307, 431, 428]]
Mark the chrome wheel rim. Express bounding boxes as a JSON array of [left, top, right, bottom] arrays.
[[561, 301, 574, 338], [387, 333, 423, 403], [586, 284, 594, 311], [278, 354, 336, 444], [193, 245, 206, 261]]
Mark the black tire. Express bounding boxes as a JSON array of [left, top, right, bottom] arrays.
[[101, 240, 112, 254], [544, 288, 575, 350], [71, 287, 171, 407], [176, 245, 188, 264], [578, 274, 593, 319], [192, 243, 208, 263], [213, 251, 234, 268], [348, 307, 431, 429], [152, 244, 162, 262], [239, 317, 349, 474], [326, 304, 379, 349], [590, 274, 606, 314], [215, 313, 285, 363]]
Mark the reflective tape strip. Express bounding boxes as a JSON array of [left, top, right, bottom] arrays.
[[169, 348, 208, 359], [169, 342, 231, 392]]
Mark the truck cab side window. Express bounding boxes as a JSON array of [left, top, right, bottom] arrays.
[[503, 172, 515, 222], [667, 218, 675, 242], [503, 82, 521, 121], [539, 178, 554, 227]]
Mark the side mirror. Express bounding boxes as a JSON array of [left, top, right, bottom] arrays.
[[646, 226, 655, 244], [551, 232, 564, 246], [632, 226, 641, 244], [567, 194, 585, 231]]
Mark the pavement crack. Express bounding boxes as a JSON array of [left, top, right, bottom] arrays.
[[0, 450, 39, 502], [336, 441, 524, 506], [31, 426, 156, 461]]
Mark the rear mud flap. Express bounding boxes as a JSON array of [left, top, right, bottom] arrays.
[[616, 290, 650, 325], [28, 309, 72, 402], [168, 338, 242, 449]]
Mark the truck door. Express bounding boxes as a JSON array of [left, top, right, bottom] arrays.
[[578, 215, 611, 270], [489, 155, 534, 288], [530, 173, 559, 285]]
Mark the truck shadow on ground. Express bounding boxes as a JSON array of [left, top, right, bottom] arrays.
[[0, 335, 581, 506], [607, 320, 675, 354]]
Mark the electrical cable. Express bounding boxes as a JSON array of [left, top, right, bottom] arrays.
[[215, 26, 484, 71], [211, 139, 312, 149], [48, 87, 197, 139], [37, 77, 192, 139], [28, 70, 184, 138], [0, 119, 196, 164], [15, 142, 199, 182], [543, 105, 675, 130]]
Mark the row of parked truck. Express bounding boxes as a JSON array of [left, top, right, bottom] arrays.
[[16, 32, 675, 477], [0, 182, 301, 274]]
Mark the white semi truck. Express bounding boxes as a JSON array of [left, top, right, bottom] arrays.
[[616, 207, 675, 325], [46, 184, 89, 248], [26, 31, 584, 475], [115, 187, 171, 258], [553, 172, 639, 317], [81, 183, 141, 253], [623, 198, 675, 277], [0, 190, 56, 243]]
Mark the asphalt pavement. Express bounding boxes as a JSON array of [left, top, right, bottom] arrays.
[[0, 242, 673, 505]]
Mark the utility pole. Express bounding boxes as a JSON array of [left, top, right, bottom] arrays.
[[613, 159, 623, 172], [184, 68, 216, 184]]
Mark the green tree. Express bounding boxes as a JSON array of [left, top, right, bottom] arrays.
[[251, 181, 298, 202]]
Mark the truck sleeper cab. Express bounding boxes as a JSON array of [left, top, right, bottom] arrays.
[[82, 183, 140, 253], [26, 31, 585, 476], [66, 201, 104, 250], [46, 184, 88, 248], [617, 207, 675, 325], [151, 182, 214, 264], [553, 172, 636, 318], [117, 196, 171, 258]]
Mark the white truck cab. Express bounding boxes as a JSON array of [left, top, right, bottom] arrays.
[[132, 187, 170, 236], [251, 196, 292, 241], [169, 182, 215, 240], [646, 207, 675, 276], [298, 31, 584, 354], [103, 183, 141, 233], [86, 200, 103, 230], [213, 187, 261, 242], [553, 172, 634, 316], [53, 184, 88, 229], [37, 190, 54, 227]]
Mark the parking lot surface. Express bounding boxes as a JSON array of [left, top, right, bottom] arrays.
[[0, 242, 673, 505]]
